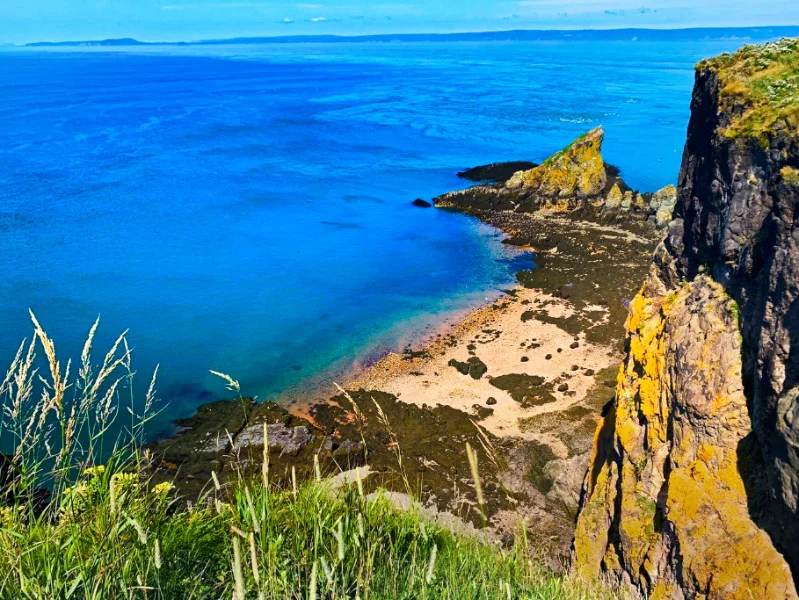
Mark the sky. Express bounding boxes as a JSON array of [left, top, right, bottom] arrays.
[[2, 0, 799, 45]]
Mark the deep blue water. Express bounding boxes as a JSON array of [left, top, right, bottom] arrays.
[[0, 39, 752, 437]]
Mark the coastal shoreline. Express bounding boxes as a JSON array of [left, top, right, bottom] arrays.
[[149, 137, 665, 562]]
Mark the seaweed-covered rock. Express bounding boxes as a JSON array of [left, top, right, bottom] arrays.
[[447, 357, 488, 380]]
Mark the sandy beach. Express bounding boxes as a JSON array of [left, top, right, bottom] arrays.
[[348, 285, 616, 441]]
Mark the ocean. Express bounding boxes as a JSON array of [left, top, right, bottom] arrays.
[[0, 38, 754, 438]]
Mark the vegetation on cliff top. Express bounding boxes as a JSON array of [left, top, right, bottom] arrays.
[[699, 36, 799, 140], [0, 315, 618, 599]]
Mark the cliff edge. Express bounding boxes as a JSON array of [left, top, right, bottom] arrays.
[[574, 38, 799, 598]]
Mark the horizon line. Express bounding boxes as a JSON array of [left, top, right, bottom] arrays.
[[10, 24, 799, 47]]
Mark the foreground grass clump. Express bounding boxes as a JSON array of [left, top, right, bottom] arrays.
[[1, 469, 614, 599], [698, 36, 799, 140], [0, 313, 617, 599]]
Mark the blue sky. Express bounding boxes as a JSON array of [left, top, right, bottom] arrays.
[[2, 0, 798, 44]]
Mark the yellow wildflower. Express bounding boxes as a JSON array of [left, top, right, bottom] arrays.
[[152, 481, 174, 496]]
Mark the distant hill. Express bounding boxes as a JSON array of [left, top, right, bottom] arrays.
[[22, 27, 799, 48], [25, 38, 162, 47]]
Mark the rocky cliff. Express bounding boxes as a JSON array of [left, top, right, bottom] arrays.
[[573, 38, 799, 598], [435, 126, 676, 226]]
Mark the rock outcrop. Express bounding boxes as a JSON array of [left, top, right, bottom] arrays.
[[574, 38, 799, 598], [435, 126, 679, 229], [505, 126, 607, 199]]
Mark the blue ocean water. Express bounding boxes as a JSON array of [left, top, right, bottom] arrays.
[[0, 39, 749, 437]]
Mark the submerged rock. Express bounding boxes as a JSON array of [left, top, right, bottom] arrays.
[[411, 198, 432, 208]]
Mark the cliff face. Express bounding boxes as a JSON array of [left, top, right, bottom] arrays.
[[574, 38, 799, 598]]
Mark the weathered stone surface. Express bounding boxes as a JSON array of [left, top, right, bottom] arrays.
[[604, 184, 623, 210], [574, 277, 797, 598], [235, 423, 313, 456], [506, 127, 607, 198], [648, 184, 677, 229], [574, 39, 799, 597], [620, 190, 634, 212]]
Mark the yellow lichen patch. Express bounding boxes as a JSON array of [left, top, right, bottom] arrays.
[[666, 456, 797, 599], [782, 166, 799, 185], [574, 275, 798, 599], [604, 184, 623, 210], [506, 127, 607, 197], [617, 461, 659, 574], [650, 581, 678, 600], [573, 459, 618, 580]]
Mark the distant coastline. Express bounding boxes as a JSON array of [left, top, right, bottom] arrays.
[[12, 25, 799, 48]]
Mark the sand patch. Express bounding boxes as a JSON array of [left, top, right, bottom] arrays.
[[349, 287, 615, 439]]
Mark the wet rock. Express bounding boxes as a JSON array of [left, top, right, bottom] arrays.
[[457, 161, 537, 183], [331, 440, 364, 459], [486, 397, 498, 406]]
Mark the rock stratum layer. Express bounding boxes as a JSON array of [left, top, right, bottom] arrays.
[[574, 38, 799, 598]]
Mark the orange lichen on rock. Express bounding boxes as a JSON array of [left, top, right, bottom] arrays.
[[573, 276, 798, 599]]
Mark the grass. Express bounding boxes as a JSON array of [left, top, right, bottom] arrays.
[[0, 314, 620, 599], [698, 36, 799, 140]]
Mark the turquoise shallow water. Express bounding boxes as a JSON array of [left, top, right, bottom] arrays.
[[0, 38, 754, 438]]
